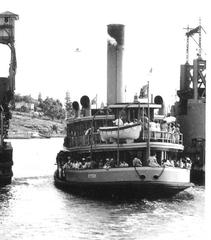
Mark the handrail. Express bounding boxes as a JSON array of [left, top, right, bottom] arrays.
[[67, 130, 183, 148], [142, 130, 183, 144]]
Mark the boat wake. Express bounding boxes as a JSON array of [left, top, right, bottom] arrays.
[[11, 175, 52, 186], [172, 189, 195, 201]]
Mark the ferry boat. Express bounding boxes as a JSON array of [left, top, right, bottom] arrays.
[[54, 24, 192, 197]]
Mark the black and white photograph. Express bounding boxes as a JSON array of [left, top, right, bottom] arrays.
[[0, 0, 208, 239]]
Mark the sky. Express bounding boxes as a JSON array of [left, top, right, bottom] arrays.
[[0, 0, 209, 108]]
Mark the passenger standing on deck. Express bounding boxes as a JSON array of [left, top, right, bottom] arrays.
[[147, 154, 160, 167], [170, 160, 175, 167], [81, 158, 86, 168], [185, 157, 192, 169], [74, 161, 81, 169], [171, 123, 176, 143], [109, 158, 116, 168], [167, 123, 174, 143], [113, 118, 123, 126], [98, 159, 104, 168], [179, 158, 184, 168], [103, 158, 110, 169], [132, 157, 142, 167], [155, 120, 161, 139], [174, 123, 180, 143], [162, 159, 174, 167], [82, 160, 89, 169], [149, 121, 156, 139]]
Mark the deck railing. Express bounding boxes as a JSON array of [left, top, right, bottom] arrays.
[[142, 130, 183, 144], [67, 130, 183, 148]]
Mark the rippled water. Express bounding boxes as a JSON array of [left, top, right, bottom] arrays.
[[0, 139, 206, 240]]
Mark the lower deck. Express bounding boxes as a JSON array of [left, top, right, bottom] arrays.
[[54, 167, 192, 198]]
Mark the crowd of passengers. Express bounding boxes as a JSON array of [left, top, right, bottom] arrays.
[[61, 154, 192, 171], [155, 120, 181, 143]]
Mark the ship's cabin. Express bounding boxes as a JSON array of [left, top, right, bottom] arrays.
[[56, 102, 188, 173], [64, 102, 183, 148]]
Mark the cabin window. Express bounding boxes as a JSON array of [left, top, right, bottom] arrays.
[[132, 109, 136, 121]]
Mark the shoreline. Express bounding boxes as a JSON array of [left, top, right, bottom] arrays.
[[8, 111, 66, 140], [7, 133, 65, 139]]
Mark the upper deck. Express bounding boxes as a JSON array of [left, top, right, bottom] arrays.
[[64, 103, 183, 153], [64, 129, 183, 152]]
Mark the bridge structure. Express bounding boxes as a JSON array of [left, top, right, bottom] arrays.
[[0, 11, 19, 185], [172, 19, 206, 184]]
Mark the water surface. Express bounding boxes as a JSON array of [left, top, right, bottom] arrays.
[[0, 139, 206, 240]]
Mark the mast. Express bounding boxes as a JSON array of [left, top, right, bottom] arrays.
[[0, 106, 3, 146], [117, 110, 120, 166]]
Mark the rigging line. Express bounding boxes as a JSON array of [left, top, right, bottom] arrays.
[[201, 26, 206, 34], [190, 36, 206, 55]]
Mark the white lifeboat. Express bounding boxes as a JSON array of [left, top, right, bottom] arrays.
[[99, 122, 142, 142]]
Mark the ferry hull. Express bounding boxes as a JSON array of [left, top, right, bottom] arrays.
[[54, 167, 192, 198]]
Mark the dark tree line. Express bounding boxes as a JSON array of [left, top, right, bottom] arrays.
[[14, 94, 33, 103], [13, 92, 73, 120], [39, 97, 65, 120]]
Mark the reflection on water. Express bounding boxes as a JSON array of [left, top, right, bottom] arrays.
[[0, 139, 206, 240]]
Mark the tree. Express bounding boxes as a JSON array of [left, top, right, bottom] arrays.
[[42, 97, 65, 120], [65, 91, 73, 117], [38, 92, 42, 103], [22, 95, 32, 103], [14, 93, 22, 102], [14, 94, 32, 103]]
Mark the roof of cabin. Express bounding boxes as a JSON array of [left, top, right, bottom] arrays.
[[67, 114, 115, 124], [108, 103, 162, 109], [0, 11, 19, 19]]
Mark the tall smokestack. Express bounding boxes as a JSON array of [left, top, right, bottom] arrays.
[[107, 24, 124, 105], [72, 101, 80, 118], [154, 95, 166, 115], [80, 95, 91, 116]]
